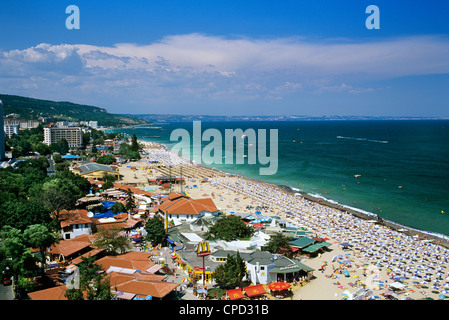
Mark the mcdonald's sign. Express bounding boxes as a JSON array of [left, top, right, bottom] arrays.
[[197, 241, 211, 257]]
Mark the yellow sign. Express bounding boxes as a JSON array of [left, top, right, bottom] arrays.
[[164, 210, 168, 232], [197, 241, 211, 257]]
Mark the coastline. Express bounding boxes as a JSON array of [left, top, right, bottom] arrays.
[[291, 188, 449, 249], [123, 138, 449, 300], [136, 137, 449, 249]]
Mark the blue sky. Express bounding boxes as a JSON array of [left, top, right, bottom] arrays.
[[0, 0, 448, 116]]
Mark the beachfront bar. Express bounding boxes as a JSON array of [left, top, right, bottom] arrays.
[[269, 258, 315, 283]]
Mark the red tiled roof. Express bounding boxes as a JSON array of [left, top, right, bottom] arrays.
[[95, 255, 156, 273], [107, 272, 179, 299], [28, 273, 174, 300], [113, 183, 154, 198], [116, 252, 152, 261], [93, 213, 141, 231], [48, 240, 92, 257], [158, 196, 218, 216], [58, 209, 93, 228], [28, 285, 68, 300], [71, 248, 105, 265], [167, 192, 189, 200]]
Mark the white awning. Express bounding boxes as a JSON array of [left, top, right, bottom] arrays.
[[181, 232, 203, 242], [389, 282, 406, 289], [146, 264, 163, 274], [106, 266, 136, 274]]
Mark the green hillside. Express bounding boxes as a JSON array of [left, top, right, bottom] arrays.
[[0, 94, 149, 127]]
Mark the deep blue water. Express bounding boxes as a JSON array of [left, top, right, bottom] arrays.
[[111, 120, 449, 237]]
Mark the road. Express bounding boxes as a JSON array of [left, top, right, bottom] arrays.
[[0, 283, 14, 300], [47, 155, 56, 176]]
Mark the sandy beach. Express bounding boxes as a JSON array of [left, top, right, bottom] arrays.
[[119, 140, 449, 300]]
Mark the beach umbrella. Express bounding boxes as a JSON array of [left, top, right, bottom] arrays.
[[339, 242, 353, 247], [268, 282, 291, 291]]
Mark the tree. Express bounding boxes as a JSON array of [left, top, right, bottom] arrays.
[[92, 227, 131, 255], [24, 224, 59, 267], [124, 189, 136, 213], [213, 251, 246, 289], [96, 155, 116, 165], [53, 153, 63, 163], [55, 170, 91, 196], [55, 161, 70, 172], [265, 232, 294, 255], [34, 142, 51, 156], [0, 160, 54, 231], [144, 216, 166, 246], [50, 139, 69, 155], [110, 202, 125, 215], [0, 226, 39, 284], [1, 199, 53, 232], [40, 171, 91, 212], [40, 187, 73, 221], [131, 133, 139, 152], [125, 150, 140, 161], [119, 140, 140, 160], [15, 276, 35, 300], [101, 174, 117, 190], [65, 255, 114, 300], [206, 215, 254, 241]]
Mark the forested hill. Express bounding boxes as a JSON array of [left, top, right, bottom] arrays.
[[0, 94, 149, 127]]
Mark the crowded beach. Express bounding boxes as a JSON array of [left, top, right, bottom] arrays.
[[121, 140, 449, 300]]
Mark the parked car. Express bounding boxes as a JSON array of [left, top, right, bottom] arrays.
[[2, 276, 12, 286]]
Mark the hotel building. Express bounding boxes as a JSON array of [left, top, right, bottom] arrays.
[[43, 127, 83, 148], [0, 100, 5, 160]]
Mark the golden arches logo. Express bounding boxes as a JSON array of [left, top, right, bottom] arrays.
[[197, 241, 211, 256]]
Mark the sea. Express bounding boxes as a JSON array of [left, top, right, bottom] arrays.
[[110, 120, 449, 238]]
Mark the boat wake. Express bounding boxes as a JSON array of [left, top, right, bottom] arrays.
[[337, 136, 389, 144]]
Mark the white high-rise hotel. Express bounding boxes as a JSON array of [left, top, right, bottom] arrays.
[[0, 100, 5, 160], [43, 127, 83, 148]]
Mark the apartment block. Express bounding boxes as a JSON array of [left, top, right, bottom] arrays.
[[43, 127, 83, 148]]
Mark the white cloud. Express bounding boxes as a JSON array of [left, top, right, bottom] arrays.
[[1, 33, 448, 111], [69, 34, 449, 77]]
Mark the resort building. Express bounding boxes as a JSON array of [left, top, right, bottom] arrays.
[[4, 124, 19, 138], [43, 126, 83, 148], [28, 252, 179, 300], [3, 117, 40, 129], [88, 120, 98, 129], [157, 192, 220, 223], [289, 236, 332, 256], [71, 162, 120, 180], [210, 250, 314, 284], [0, 100, 5, 160], [58, 209, 94, 240], [46, 235, 98, 266]]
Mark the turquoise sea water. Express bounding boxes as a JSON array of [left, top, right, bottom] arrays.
[[111, 120, 449, 237]]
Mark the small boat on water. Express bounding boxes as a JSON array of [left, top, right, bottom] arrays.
[[354, 174, 362, 178]]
